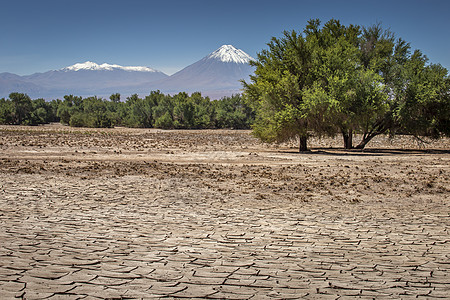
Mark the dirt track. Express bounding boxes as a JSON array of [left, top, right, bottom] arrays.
[[0, 124, 449, 299]]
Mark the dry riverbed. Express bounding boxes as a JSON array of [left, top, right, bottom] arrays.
[[0, 124, 449, 299]]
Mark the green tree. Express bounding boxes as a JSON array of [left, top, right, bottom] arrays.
[[29, 98, 48, 125], [352, 26, 449, 148], [214, 94, 254, 129], [191, 92, 214, 128], [350, 24, 406, 148], [57, 95, 83, 125], [243, 19, 361, 151], [142, 91, 165, 127], [392, 51, 450, 139], [243, 19, 449, 151], [109, 93, 121, 103], [9, 92, 33, 125], [82, 96, 112, 128], [49, 99, 62, 123], [123, 93, 159, 128], [302, 20, 365, 149], [69, 112, 86, 127], [152, 93, 174, 128], [173, 92, 195, 128], [0, 98, 13, 124], [154, 111, 173, 129]]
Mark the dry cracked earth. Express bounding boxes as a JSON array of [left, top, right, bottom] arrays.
[[0, 124, 449, 299]]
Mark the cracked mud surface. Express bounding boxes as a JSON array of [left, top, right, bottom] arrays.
[[0, 124, 449, 299]]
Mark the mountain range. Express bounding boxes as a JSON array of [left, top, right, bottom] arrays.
[[0, 45, 255, 100]]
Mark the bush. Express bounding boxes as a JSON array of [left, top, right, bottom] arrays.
[[154, 111, 173, 129], [69, 112, 86, 127]]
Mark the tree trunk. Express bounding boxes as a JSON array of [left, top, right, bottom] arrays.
[[355, 116, 391, 149], [299, 135, 308, 152], [355, 134, 374, 149], [342, 129, 353, 149]]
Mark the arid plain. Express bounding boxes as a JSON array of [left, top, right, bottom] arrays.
[[0, 124, 449, 299]]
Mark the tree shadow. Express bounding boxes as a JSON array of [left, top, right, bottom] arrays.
[[280, 148, 450, 156]]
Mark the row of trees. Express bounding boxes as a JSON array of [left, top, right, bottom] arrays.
[[0, 92, 254, 129], [243, 19, 450, 150], [0, 93, 60, 126]]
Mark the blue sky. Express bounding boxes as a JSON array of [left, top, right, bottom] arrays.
[[1, 0, 449, 75]]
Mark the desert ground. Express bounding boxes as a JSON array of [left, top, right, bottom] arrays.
[[0, 123, 449, 299]]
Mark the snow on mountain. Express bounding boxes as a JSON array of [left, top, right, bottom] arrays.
[[206, 45, 254, 64], [63, 61, 158, 72]]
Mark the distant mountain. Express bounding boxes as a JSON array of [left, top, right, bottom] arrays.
[[0, 62, 168, 99], [146, 45, 255, 97], [0, 45, 256, 100], [0, 73, 46, 97]]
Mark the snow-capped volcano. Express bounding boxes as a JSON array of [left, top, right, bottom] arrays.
[[144, 45, 255, 97], [63, 61, 158, 72], [206, 45, 254, 64]]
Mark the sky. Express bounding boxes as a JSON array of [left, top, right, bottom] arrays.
[[1, 0, 449, 75]]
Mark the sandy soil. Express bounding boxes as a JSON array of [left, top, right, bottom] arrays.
[[0, 123, 449, 299]]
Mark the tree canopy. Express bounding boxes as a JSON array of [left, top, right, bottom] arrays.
[[243, 19, 449, 151]]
